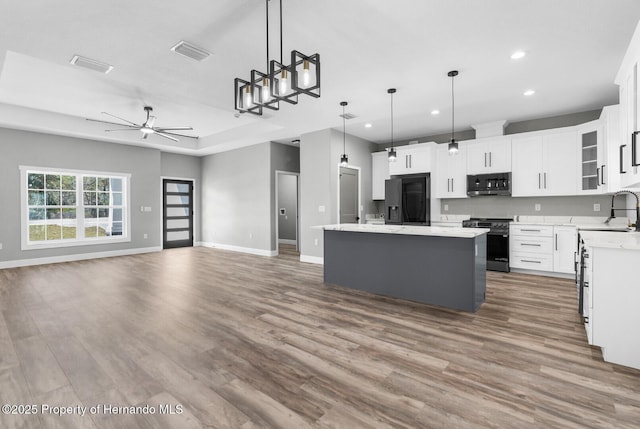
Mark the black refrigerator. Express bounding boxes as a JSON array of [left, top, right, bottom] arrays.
[[385, 174, 430, 225]]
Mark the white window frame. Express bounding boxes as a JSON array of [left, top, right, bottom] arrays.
[[20, 166, 131, 250]]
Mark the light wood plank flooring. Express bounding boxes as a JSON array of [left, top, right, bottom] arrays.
[[1, 246, 639, 428]]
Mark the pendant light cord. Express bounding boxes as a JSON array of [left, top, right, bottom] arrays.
[[451, 74, 455, 142], [279, 0, 283, 64], [343, 104, 346, 153], [390, 91, 394, 148], [265, 0, 269, 71]]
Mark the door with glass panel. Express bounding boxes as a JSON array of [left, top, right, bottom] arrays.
[[163, 179, 193, 249]]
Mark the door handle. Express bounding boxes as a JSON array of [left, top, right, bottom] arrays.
[[620, 144, 627, 174], [633, 131, 640, 167]]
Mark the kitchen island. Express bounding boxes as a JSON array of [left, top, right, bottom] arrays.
[[321, 224, 489, 312]]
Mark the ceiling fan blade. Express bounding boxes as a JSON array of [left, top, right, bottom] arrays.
[[86, 118, 140, 129], [154, 126, 193, 131], [104, 128, 142, 132], [101, 112, 141, 127], [159, 131, 198, 139], [142, 133, 149, 140], [154, 131, 180, 142]]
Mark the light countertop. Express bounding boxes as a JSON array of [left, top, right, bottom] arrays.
[[580, 231, 640, 250], [317, 224, 488, 238]]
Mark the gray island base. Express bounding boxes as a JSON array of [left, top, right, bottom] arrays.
[[322, 225, 488, 312]]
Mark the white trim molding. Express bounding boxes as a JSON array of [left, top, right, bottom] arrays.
[[278, 239, 297, 245], [300, 254, 324, 265], [201, 242, 277, 257], [0, 246, 161, 269]]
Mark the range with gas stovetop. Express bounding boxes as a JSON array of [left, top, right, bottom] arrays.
[[462, 218, 511, 272]]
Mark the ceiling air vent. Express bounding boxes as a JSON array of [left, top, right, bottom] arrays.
[[339, 113, 357, 120], [69, 55, 114, 74], [170, 41, 211, 62]]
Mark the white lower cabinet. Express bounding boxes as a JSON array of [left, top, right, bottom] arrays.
[[510, 224, 577, 275]]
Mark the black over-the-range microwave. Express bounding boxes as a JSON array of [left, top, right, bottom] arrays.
[[466, 172, 511, 196]]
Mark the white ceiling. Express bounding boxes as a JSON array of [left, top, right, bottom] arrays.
[[1, 0, 639, 155]]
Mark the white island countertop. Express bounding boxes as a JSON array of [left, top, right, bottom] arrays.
[[317, 224, 489, 238], [580, 230, 640, 250]]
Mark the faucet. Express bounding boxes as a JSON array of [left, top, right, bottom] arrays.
[[604, 190, 640, 231]]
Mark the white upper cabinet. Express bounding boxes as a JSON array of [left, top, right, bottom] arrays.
[[466, 137, 511, 174], [388, 143, 433, 176], [512, 131, 577, 196], [576, 121, 605, 194], [434, 142, 468, 198], [615, 21, 640, 187], [601, 105, 621, 193], [371, 151, 389, 200]]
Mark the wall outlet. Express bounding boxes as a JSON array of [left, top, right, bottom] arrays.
[[444, 204, 449, 211], [143, 233, 148, 239], [594, 203, 600, 212], [249, 233, 253, 239], [314, 238, 319, 246], [534, 203, 541, 211], [318, 205, 326, 213], [144, 206, 152, 212]]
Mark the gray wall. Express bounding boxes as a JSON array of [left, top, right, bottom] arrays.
[[299, 128, 378, 260], [277, 174, 297, 241], [201, 143, 271, 252], [441, 195, 613, 218], [160, 152, 202, 243], [270, 142, 300, 250], [0, 127, 161, 265]]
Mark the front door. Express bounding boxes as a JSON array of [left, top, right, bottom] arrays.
[[339, 167, 359, 223], [162, 179, 194, 249]]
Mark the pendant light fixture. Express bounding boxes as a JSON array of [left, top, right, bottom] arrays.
[[448, 70, 459, 155], [387, 88, 397, 161], [340, 101, 349, 167]]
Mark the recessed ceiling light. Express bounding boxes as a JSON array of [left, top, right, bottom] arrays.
[[431, 110, 440, 115], [524, 89, 535, 96], [364, 123, 372, 128], [511, 51, 526, 60]]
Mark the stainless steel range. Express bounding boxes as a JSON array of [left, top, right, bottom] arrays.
[[462, 218, 511, 272]]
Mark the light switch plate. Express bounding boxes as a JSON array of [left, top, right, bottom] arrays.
[[594, 203, 600, 212], [318, 205, 326, 213], [535, 203, 541, 211], [444, 204, 449, 211]]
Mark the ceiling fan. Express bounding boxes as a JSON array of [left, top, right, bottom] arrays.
[[86, 106, 195, 142]]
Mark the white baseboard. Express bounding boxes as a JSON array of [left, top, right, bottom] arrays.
[[201, 242, 277, 257], [300, 254, 324, 265], [0, 246, 162, 269], [278, 239, 297, 245]]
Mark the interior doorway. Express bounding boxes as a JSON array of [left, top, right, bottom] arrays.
[[339, 166, 360, 223], [276, 171, 299, 254], [162, 179, 194, 249]]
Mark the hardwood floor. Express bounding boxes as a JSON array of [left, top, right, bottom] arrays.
[[0, 246, 639, 428]]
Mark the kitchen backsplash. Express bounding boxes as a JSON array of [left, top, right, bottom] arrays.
[[440, 195, 613, 218]]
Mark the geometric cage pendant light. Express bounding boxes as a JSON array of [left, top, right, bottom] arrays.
[[234, 0, 321, 116]]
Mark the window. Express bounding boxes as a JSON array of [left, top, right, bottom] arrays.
[[21, 167, 130, 249]]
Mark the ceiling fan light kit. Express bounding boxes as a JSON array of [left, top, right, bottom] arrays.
[[234, 0, 320, 116]]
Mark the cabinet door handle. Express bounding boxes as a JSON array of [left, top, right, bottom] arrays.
[[538, 173, 541, 189], [620, 144, 627, 174], [601, 165, 606, 185], [584, 281, 589, 288], [521, 229, 541, 232], [521, 259, 542, 264], [521, 243, 541, 247], [544, 172, 547, 189], [633, 131, 640, 167], [489, 152, 492, 167], [584, 316, 589, 323], [596, 167, 600, 186], [451, 178, 454, 192], [555, 233, 558, 251]]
